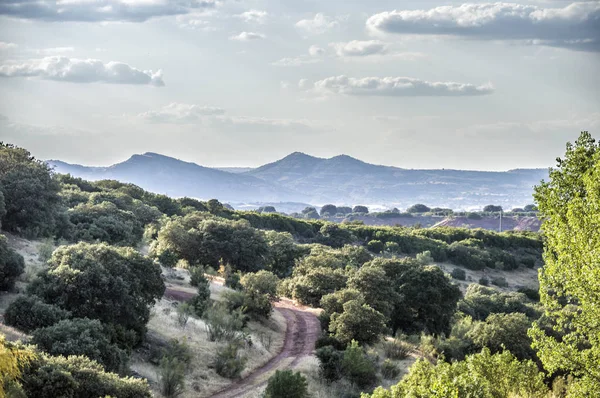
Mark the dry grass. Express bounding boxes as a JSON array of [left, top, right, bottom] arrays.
[[436, 262, 540, 293], [131, 272, 287, 398]]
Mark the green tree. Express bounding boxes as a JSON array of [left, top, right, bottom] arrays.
[[264, 370, 309, 398], [0, 143, 63, 237], [483, 204, 503, 212], [241, 270, 279, 299], [31, 318, 128, 373], [529, 131, 600, 395], [468, 313, 535, 361], [341, 341, 378, 388], [29, 242, 165, 346], [0, 234, 25, 291], [4, 295, 71, 333], [264, 231, 307, 277], [353, 205, 369, 214], [329, 299, 387, 345], [320, 204, 338, 217], [406, 204, 431, 213], [365, 348, 548, 398]]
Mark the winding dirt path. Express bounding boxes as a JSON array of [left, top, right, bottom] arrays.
[[164, 287, 320, 398]]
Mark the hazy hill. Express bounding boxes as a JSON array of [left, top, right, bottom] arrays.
[[48, 152, 548, 209], [48, 153, 303, 202], [246, 152, 548, 208]]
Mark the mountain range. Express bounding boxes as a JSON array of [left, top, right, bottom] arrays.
[[47, 152, 549, 210]]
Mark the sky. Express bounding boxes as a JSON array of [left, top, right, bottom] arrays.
[[0, 0, 599, 171]]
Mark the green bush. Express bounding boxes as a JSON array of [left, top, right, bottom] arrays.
[[451, 268, 467, 281], [204, 305, 246, 342], [341, 341, 378, 388], [241, 270, 279, 299], [176, 303, 193, 328], [380, 359, 400, 379], [329, 300, 387, 345], [416, 250, 434, 265], [0, 234, 25, 291], [224, 289, 272, 321], [264, 370, 309, 398], [4, 295, 71, 333], [367, 240, 385, 254], [491, 276, 509, 288], [212, 342, 247, 379], [315, 345, 344, 381], [31, 318, 128, 373], [20, 354, 152, 398], [190, 277, 211, 318], [158, 357, 186, 398], [479, 277, 490, 286]]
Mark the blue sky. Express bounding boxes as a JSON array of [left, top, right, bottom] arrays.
[[0, 0, 598, 170]]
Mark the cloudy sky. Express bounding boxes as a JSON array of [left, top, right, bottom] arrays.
[[0, 0, 598, 170]]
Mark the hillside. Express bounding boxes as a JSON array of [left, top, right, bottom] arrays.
[[48, 151, 548, 208], [48, 153, 303, 203]]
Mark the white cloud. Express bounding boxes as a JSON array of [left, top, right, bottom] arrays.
[[236, 10, 268, 24], [296, 13, 340, 35], [366, 2, 600, 51], [0, 56, 165, 86], [0, 42, 18, 50], [230, 32, 265, 41], [308, 45, 325, 56], [330, 40, 388, 57], [308, 75, 494, 97], [35, 47, 76, 55], [298, 78, 310, 89], [0, 0, 216, 22], [138, 103, 225, 123], [271, 57, 321, 67]]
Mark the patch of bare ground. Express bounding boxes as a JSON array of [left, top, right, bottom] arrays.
[[436, 262, 540, 293]]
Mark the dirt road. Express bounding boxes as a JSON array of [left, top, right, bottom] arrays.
[[164, 287, 320, 398]]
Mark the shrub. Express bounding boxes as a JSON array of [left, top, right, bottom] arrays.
[[224, 290, 272, 321], [189, 266, 207, 287], [329, 300, 387, 345], [517, 286, 540, 301], [315, 345, 344, 381], [479, 277, 490, 286], [31, 318, 128, 374], [0, 235, 25, 291], [315, 334, 346, 351], [176, 303, 193, 328], [341, 341, 378, 388], [383, 339, 411, 360], [367, 240, 385, 254], [158, 357, 186, 398], [212, 342, 247, 379], [491, 276, 509, 288], [416, 250, 434, 265], [20, 354, 152, 398], [37, 239, 55, 264], [451, 268, 467, 281], [240, 270, 279, 299], [264, 370, 309, 398], [204, 306, 245, 342], [380, 359, 400, 379], [190, 278, 211, 318], [4, 296, 71, 333]]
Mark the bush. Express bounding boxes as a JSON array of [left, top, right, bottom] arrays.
[[37, 239, 55, 264], [517, 286, 540, 301], [315, 334, 346, 351], [176, 303, 193, 328], [212, 342, 247, 379], [416, 250, 434, 265], [4, 295, 71, 333], [383, 339, 411, 360], [189, 266, 207, 287], [491, 276, 509, 288], [315, 345, 344, 381], [341, 341, 378, 388], [264, 370, 309, 398], [451, 268, 467, 281], [158, 357, 186, 398], [240, 270, 279, 299], [329, 300, 387, 345], [20, 354, 152, 398], [224, 290, 272, 321], [380, 359, 400, 379], [0, 234, 25, 291], [31, 318, 128, 374], [190, 278, 211, 318], [367, 240, 385, 254], [204, 305, 246, 342], [479, 277, 490, 286]]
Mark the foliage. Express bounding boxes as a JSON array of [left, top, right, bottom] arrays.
[[353, 205, 369, 214], [479, 276, 489, 286], [450, 267, 466, 280], [0, 143, 63, 238], [315, 345, 344, 381], [31, 318, 128, 373], [203, 305, 246, 342], [291, 266, 348, 307], [4, 296, 71, 333], [264, 370, 309, 398], [457, 284, 539, 321], [318, 223, 355, 248], [341, 341, 378, 388], [0, 234, 25, 291], [382, 339, 411, 360], [190, 274, 211, 318], [415, 250, 433, 265], [0, 336, 36, 397], [320, 204, 338, 217], [364, 348, 548, 398], [491, 276, 508, 287], [263, 231, 308, 277], [28, 242, 165, 346], [406, 204, 431, 213], [530, 131, 600, 396], [158, 356, 186, 398], [212, 342, 247, 379], [241, 270, 279, 299], [19, 352, 151, 397], [483, 205, 503, 212], [329, 299, 387, 345], [176, 303, 193, 328], [467, 313, 535, 361], [224, 289, 273, 321], [380, 359, 400, 379], [367, 240, 384, 253]]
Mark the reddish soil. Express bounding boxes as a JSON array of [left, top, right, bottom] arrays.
[[164, 288, 321, 398]]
